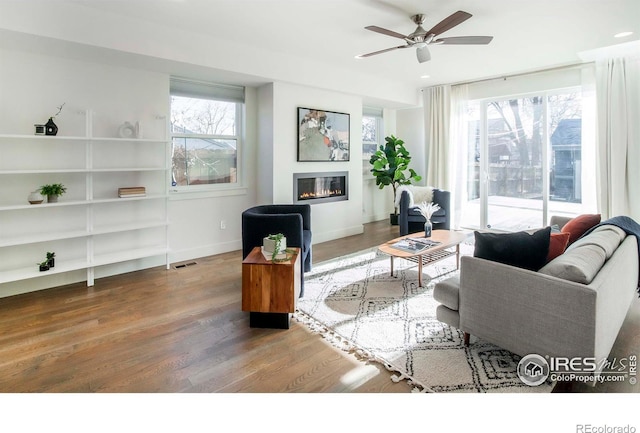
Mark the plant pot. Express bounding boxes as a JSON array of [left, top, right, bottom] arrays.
[[263, 236, 286, 254], [47, 194, 59, 203], [389, 213, 399, 226], [39, 264, 49, 272], [48, 258, 55, 268]]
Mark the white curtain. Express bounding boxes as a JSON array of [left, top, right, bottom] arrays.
[[449, 84, 469, 229], [595, 54, 640, 220], [423, 85, 451, 188]]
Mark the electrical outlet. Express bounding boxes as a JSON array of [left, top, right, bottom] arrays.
[[220, 220, 226, 230]]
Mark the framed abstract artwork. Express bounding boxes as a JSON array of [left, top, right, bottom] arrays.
[[297, 107, 350, 161]]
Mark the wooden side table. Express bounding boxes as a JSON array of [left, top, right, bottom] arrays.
[[241, 247, 301, 329]]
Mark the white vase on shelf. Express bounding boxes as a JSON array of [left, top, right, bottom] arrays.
[[28, 191, 44, 205]]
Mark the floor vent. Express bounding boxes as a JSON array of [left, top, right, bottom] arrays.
[[174, 261, 197, 269]]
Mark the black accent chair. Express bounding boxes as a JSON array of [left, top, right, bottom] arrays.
[[241, 204, 312, 297], [399, 188, 451, 236]]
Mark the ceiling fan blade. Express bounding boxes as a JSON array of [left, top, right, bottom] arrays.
[[416, 46, 431, 63], [433, 36, 493, 45], [356, 45, 407, 58], [425, 10, 472, 37], [365, 25, 408, 39]]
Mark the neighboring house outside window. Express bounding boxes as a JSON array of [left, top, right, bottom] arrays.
[[170, 78, 244, 189]]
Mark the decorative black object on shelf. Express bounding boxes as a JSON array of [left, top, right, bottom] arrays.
[[45, 117, 58, 136]]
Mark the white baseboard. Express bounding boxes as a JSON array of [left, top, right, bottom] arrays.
[[170, 240, 242, 263], [363, 212, 392, 224], [312, 224, 363, 244]]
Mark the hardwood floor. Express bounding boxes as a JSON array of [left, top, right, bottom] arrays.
[[0, 220, 638, 393]]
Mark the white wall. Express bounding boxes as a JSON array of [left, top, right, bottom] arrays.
[[396, 107, 427, 188], [0, 2, 418, 108], [168, 87, 258, 263], [268, 82, 364, 243]]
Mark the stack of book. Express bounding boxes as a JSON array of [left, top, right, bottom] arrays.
[[118, 186, 146, 198]]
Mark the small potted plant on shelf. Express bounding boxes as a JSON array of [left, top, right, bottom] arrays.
[[39, 183, 67, 203], [46, 251, 55, 268], [38, 260, 50, 272]]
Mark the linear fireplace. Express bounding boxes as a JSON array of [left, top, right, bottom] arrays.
[[293, 171, 348, 204]]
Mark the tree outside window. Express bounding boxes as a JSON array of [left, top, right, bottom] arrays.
[[170, 95, 240, 186]]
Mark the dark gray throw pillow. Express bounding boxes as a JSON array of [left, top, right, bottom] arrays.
[[473, 227, 551, 271]]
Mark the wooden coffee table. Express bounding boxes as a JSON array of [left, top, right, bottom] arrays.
[[378, 230, 469, 287]]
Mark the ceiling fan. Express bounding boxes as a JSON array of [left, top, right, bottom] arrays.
[[357, 10, 493, 63]]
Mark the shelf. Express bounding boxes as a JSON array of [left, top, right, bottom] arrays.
[[0, 110, 170, 290], [0, 195, 168, 211], [92, 246, 169, 267], [0, 134, 166, 143], [0, 134, 88, 141], [0, 246, 168, 284], [0, 258, 89, 284], [0, 229, 89, 248], [0, 168, 165, 174], [0, 221, 168, 247], [92, 195, 168, 204], [91, 167, 166, 172], [0, 169, 88, 174], [91, 221, 168, 236], [0, 200, 89, 211]]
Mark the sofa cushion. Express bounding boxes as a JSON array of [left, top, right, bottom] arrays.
[[566, 227, 623, 259], [433, 275, 460, 310], [538, 243, 607, 284], [547, 232, 571, 263], [592, 224, 626, 242], [473, 227, 551, 271], [561, 214, 601, 245]]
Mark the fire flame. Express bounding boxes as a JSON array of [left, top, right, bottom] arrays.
[[299, 189, 343, 200]]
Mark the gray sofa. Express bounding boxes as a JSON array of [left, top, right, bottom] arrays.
[[434, 217, 639, 382]]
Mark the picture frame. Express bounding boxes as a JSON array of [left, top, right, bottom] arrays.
[[297, 107, 350, 161]]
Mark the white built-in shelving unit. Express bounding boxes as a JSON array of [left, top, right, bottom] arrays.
[[0, 110, 170, 289]]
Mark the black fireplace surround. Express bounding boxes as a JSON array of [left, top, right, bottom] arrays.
[[293, 172, 348, 204]]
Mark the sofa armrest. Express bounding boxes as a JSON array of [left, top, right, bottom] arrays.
[[459, 255, 597, 359]]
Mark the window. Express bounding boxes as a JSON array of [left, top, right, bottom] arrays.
[[362, 107, 383, 161], [170, 78, 244, 188], [460, 88, 589, 231]]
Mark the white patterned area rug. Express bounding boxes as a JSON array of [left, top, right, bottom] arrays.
[[295, 245, 553, 393]]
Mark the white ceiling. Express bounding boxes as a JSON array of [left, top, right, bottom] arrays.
[[2, 0, 639, 107]]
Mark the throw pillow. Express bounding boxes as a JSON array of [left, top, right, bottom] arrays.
[[473, 227, 552, 272], [561, 214, 601, 245], [547, 232, 571, 263]]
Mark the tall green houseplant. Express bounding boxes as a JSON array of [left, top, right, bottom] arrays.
[[369, 135, 422, 222]]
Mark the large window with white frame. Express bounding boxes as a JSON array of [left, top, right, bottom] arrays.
[[460, 87, 593, 231], [170, 78, 244, 188]]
